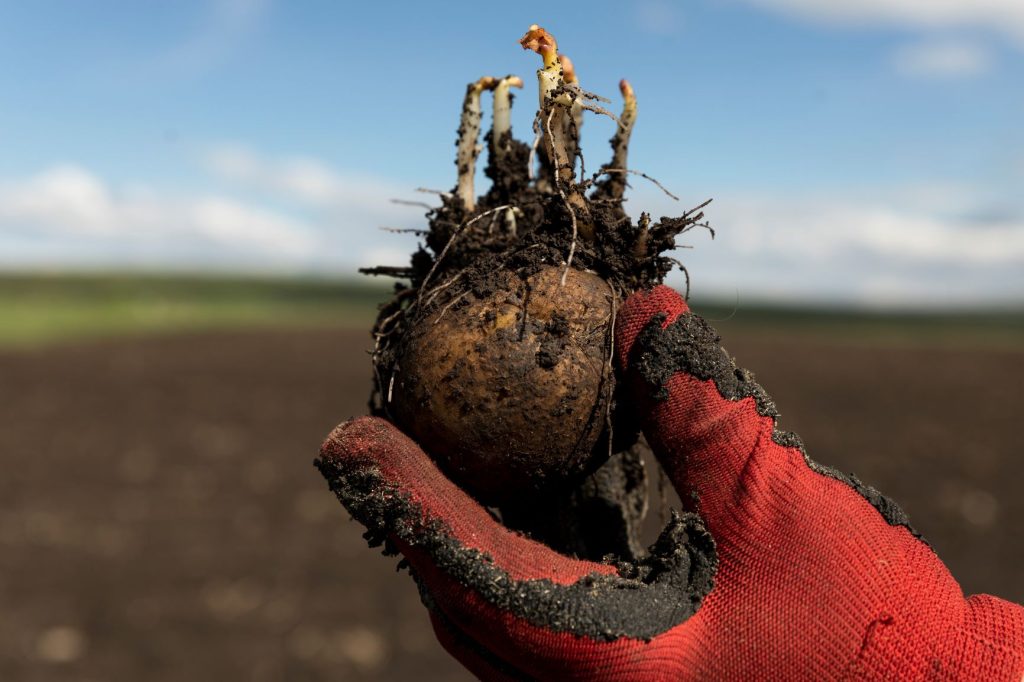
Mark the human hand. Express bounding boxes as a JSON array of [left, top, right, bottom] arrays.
[[317, 285, 1024, 680]]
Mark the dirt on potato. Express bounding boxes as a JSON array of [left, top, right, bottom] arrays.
[[392, 265, 616, 504]]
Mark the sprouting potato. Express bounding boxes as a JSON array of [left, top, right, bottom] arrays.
[[363, 25, 711, 506]]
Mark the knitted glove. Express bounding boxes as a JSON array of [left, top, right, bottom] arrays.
[[316, 285, 1024, 680]]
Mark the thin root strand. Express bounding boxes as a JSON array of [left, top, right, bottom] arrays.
[[596, 168, 679, 201]]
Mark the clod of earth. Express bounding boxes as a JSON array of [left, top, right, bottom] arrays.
[[363, 24, 712, 508]]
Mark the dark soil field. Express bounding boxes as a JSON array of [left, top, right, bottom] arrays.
[[1, 325, 1021, 680]]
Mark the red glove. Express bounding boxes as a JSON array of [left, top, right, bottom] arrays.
[[317, 285, 1024, 680]]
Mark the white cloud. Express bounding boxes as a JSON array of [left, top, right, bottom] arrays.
[[743, 0, 1024, 44], [1, 166, 117, 236], [203, 145, 414, 214], [635, 184, 1024, 307], [715, 194, 1024, 265], [0, 151, 433, 274], [892, 40, 993, 77], [200, 144, 431, 270], [0, 164, 316, 266]]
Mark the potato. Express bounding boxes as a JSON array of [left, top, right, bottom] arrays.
[[363, 25, 709, 521], [391, 265, 614, 505]]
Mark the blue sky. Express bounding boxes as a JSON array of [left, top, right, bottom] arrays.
[[1, 0, 1022, 306]]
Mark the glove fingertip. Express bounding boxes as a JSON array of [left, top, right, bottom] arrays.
[[319, 415, 399, 468], [317, 416, 619, 589]]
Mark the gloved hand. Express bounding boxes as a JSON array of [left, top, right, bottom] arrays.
[[317, 285, 1024, 680]]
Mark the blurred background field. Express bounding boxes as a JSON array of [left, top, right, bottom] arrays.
[[1, 275, 1022, 681], [3, 273, 1022, 350], [0, 274, 386, 348]]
